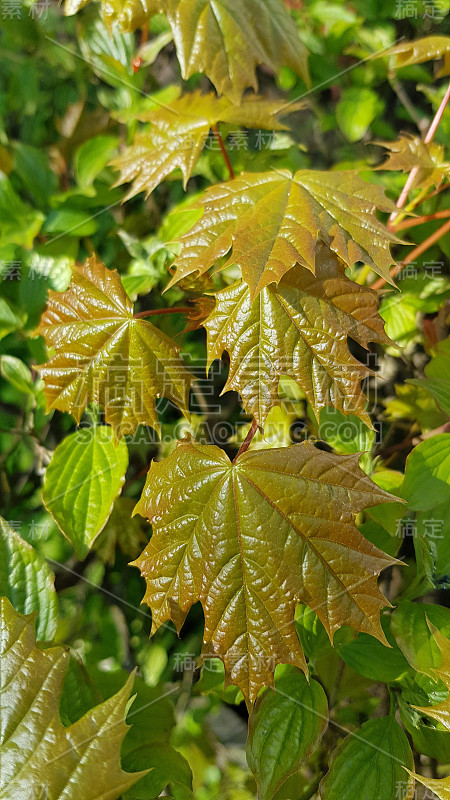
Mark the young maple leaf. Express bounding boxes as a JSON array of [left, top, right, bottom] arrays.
[[112, 91, 304, 200], [132, 438, 397, 704], [35, 256, 194, 439], [204, 243, 391, 428], [376, 134, 450, 193], [0, 598, 146, 798], [167, 169, 401, 297], [65, 0, 309, 101], [379, 36, 450, 77]]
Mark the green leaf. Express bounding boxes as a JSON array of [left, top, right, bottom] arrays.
[[391, 600, 450, 672], [336, 87, 381, 143], [75, 135, 119, 190], [319, 717, 414, 800], [43, 207, 99, 237], [381, 36, 450, 77], [399, 434, 450, 511], [0, 173, 44, 248], [0, 517, 58, 641], [338, 621, 412, 683], [247, 667, 328, 800], [0, 598, 145, 799], [409, 337, 450, 417], [123, 744, 193, 800], [0, 355, 35, 396], [43, 425, 129, 559]]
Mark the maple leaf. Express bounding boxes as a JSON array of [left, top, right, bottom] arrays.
[[132, 438, 396, 703], [36, 256, 194, 439], [112, 91, 304, 200], [204, 243, 390, 428], [405, 770, 450, 800], [376, 134, 450, 193], [167, 169, 400, 298], [65, 0, 309, 101], [0, 597, 146, 799], [162, 0, 309, 102], [381, 36, 450, 78]]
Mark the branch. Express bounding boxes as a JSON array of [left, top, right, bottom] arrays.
[[212, 124, 235, 180], [395, 208, 450, 231], [233, 418, 258, 462], [388, 81, 450, 229], [372, 217, 450, 289]]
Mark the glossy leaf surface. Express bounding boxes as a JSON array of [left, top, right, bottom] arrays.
[[382, 36, 450, 76], [0, 598, 145, 799], [204, 243, 390, 427], [0, 517, 58, 641], [169, 170, 400, 297], [247, 667, 328, 800], [133, 439, 396, 703], [113, 91, 303, 199], [377, 134, 450, 192], [65, 0, 309, 101], [42, 425, 129, 559], [36, 256, 194, 438], [320, 717, 414, 800]]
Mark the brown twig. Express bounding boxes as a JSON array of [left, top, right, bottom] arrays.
[[372, 217, 450, 289], [394, 209, 450, 231], [212, 124, 235, 180], [233, 419, 258, 463]]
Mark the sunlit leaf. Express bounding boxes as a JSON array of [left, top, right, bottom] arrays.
[[42, 425, 129, 559], [405, 770, 450, 800], [376, 134, 450, 193], [133, 438, 396, 703], [112, 91, 304, 199], [0, 517, 58, 641], [168, 170, 400, 297], [204, 243, 390, 427], [381, 36, 450, 77], [66, 0, 309, 100], [36, 256, 194, 439], [399, 433, 450, 511], [0, 598, 146, 799]]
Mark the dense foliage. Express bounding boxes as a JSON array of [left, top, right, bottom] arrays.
[[1, 1, 450, 798]]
